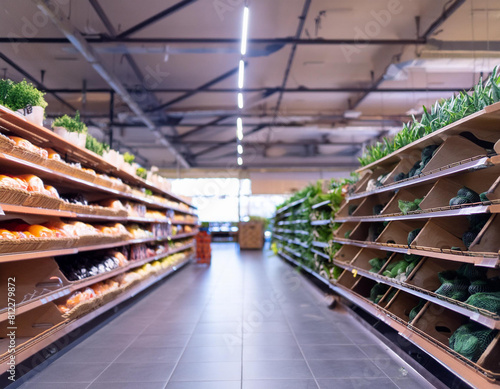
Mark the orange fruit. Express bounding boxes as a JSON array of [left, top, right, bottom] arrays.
[[27, 225, 55, 238]]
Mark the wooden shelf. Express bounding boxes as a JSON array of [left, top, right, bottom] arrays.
[[0, 232, 198, 263], [334, 204, 492, 223], [349, 156, 491, 201], [0, 242, 195, 322], [330, 238, 499, 267], [0, 106, 194, 208], [278, 252, 500, 389], [356, 101, 500, 173], [0, 256, 193, 368]]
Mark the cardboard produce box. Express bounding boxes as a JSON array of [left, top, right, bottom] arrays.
[[239, 221, 264, 249]]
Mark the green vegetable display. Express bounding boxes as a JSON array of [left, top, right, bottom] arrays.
[[407, 229, 421, 245], [123, 152, 135, 164], [85, 135, 110, 156], [409, 299, 426, 321], [398, 198, 423, 215], [136, 167, 147, 179], [53, 111, 87, 133], [3, 79, 48, 111], [359, 66, 500, 167], [449, 322, 498, 362], [370, 283, 390, 304]]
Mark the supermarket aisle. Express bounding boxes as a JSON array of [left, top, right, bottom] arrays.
[[17, 243, 433, 389]]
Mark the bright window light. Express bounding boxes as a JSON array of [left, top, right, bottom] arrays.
[[241, 7, 249, 55], [238, 93, 244, 109], [237, 144, 243, 154], [237, 117, 243, 140], [238, 60, 245, 89], [237, 156, 243, 166]]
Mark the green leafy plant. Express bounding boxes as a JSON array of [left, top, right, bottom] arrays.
[[136, 167, 147, 179], [85, 135, 109, 156], [359, 66, 500, 166], [4, 80, 48, 111], [124, 152, 135, 164], [53, 111, 87, 133], [0, 79, 14, 106], [145, 189, 153, 196]]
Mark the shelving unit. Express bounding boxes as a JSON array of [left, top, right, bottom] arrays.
[[272, 101, 500, 388], [0, 111, 198, 377]]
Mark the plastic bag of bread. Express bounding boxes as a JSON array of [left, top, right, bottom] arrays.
[[17, 174, 44, 193]]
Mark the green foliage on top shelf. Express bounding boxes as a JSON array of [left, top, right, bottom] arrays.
[[53, 111, 87, 133], [2, 79, 48, 111], [124, 152, 135, 164], [136, 167, 147, 179], [85, 135, 109, 156], [358, 66, 500, 167]]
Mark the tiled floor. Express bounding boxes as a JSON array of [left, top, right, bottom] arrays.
[[17, 243, 435, 389]]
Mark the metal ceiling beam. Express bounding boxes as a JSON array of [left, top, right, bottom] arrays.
[[178, 115, 231, 139], [45, 86, 466, 94], [0, 37, 427, 45], [0, 52, 76, 111], [421, 0, 466, 38], [34, 0, 190, 169], [126, 140, 364, 148], [116, 0, 200, 39], [146, 64, 243, 112]]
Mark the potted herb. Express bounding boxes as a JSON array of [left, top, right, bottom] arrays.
[[136, 167, 147, 180], [85, 135, 109, 156], [52, 111, 88, 147], [0, 79, 14, 108], [4, 80, 48, 126]]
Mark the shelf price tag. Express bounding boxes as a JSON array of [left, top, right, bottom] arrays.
[[351, 269, 358, 278], [0, 205, 4, 216]]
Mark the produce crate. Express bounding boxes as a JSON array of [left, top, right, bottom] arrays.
[[195, 230, 211, 264], [238, 221, 264, 249]]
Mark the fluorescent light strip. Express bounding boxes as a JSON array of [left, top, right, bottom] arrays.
[[237, 118, 243, 140], [238, 93, 244, 109], [241, 7, 249, 55], [237, 156, 243, 166], [237, 144, 243, 154], [238, 60, 245, 89]]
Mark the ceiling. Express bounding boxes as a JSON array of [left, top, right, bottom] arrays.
[[0, 0, 499, 171]]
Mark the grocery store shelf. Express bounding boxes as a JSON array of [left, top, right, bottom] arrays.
[[275, 197, 307, 215], [0, 255, 193, 367], [312, 241, 329, 249], [295, 230, 309, 235], [283, 245, 301, 258], [332, 260, 500, 329], [311, 248, 329, 260], [348, 157, 490, 201], [0, 232, 198, 263], [0, 107, 194, 208], [311, 219, 331, 226], [0, 242, 195, 322], [311, 200, 331, 209], [334, 204, 491, 223], [330, 238, 499, 267], [277, 219, 309, 226], [0, 203, 74, 218], [278, 252, 500, 389]]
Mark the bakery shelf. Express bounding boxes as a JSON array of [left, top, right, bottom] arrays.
[[330, 238, 499, 268], [332, 259, 500, 329], [348, 156, 491, 201], [0, 107, 194, 208], [0, 255, 193, 368], [311, 219, 331, 226], [278, 252, 500, 389], [311, 200, 331, 209], [0, 203, 74, 218], [334, 204, 491, 223], [0, 242, 195, 322], [0, 232, 198, 263]]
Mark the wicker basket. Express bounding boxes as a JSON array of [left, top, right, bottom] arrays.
[[62, 298, 100, 320], [22, 192, 63, 210], [37, 237, 77, 251], [71, 169, 97, 184], [7, 145, 46, 165], [0, 135, 14, 153], [75, 234, 102, 247], [59, 202, 92, 214], [0, 185, 30, 205], [42, 159, 74, 175], [94, 176, 114, 189]]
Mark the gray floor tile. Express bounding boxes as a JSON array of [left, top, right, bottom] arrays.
[[243, 379, 319, 389], [301, 345, 367, 360], [144, 321, 197, 334], [359, 344, 396, 359], [194, 322, 242, 334], [96, 362, 176, 382], [372, 358, 417, 379], [345, 331, 380, 345], [170, 361, 241, 381], [243, 360, 313, 379], [243, 344, 304, 360], [295, 331, 353, 345], [180, 346, 242, 362], [308, 359, 385, 379], [243, 321, 290, 333], [243, 332, 298, 346], [166, 381, 241, 389], [188, 333, 243, 347], [317, 378, 399, 389], [18, 384, 89, 389], [55, 346, 123, 363], [88, 383, 166, 389], [115, 347, 184, 363], [130, 333, 190, 348], [74, 333, 134, 349], [24, 363, 106, 383]]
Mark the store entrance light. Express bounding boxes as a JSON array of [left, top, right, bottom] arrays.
[[238, 60, 245, 89], [241, 6, 249, 55]]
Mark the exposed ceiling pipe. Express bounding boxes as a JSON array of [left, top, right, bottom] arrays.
[[33, 0, 190, 169]]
